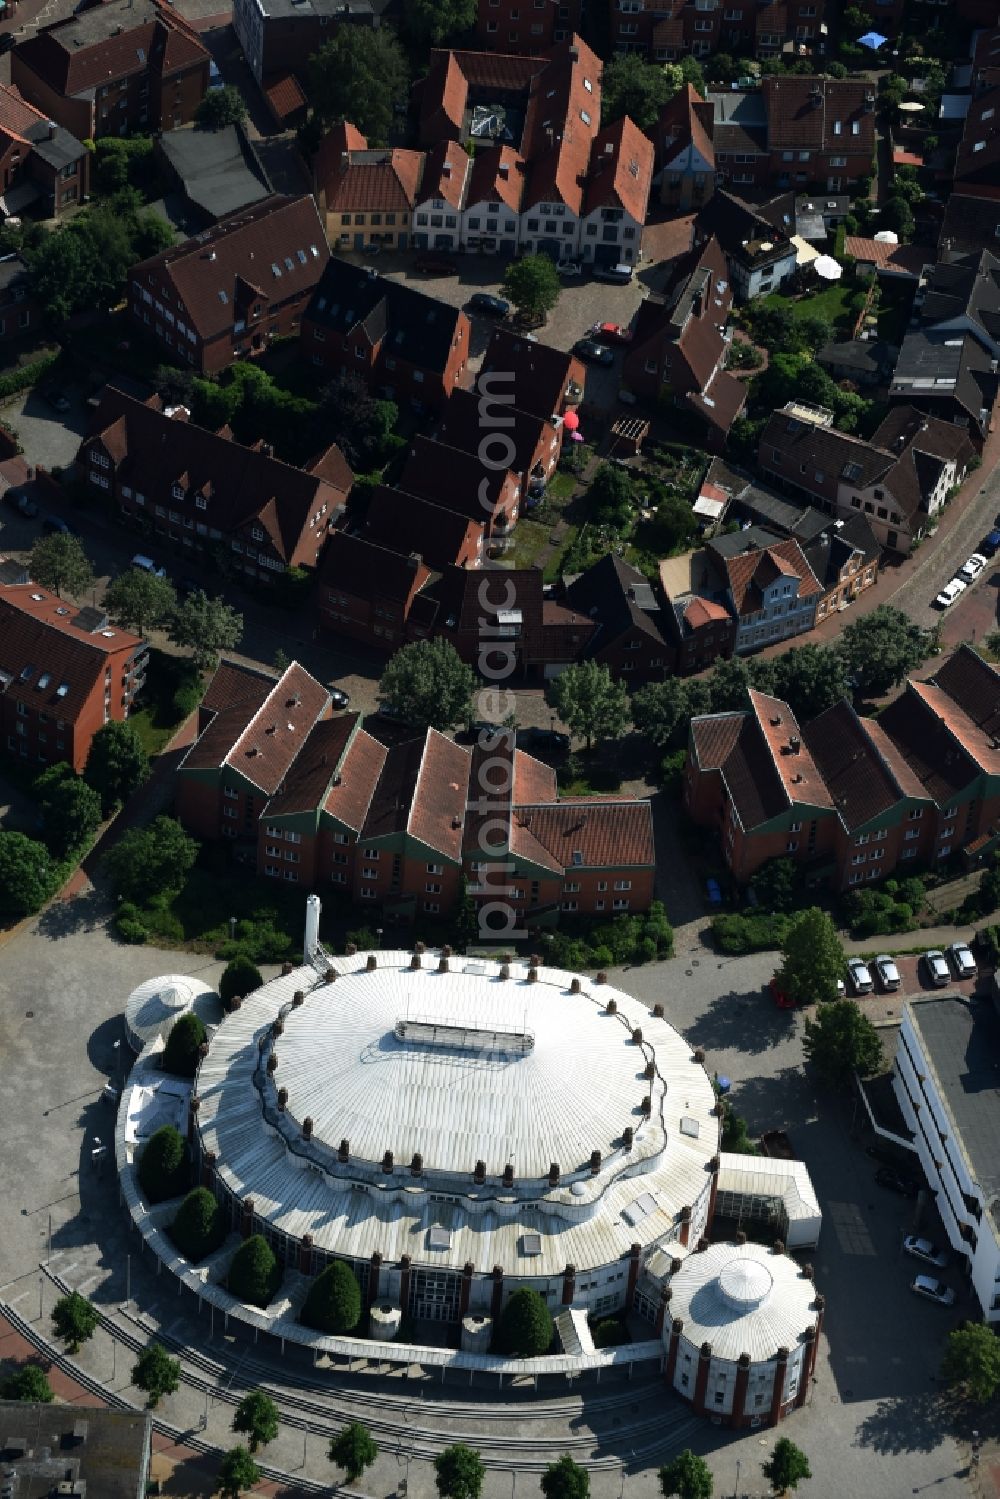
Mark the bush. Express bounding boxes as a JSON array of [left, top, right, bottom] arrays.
[[114, 900, 148, 943], [495, 1287, 553, 1357], [711, 911, 791, 954], [591, 1318, 629, 1348], [169, 1187, 227, 1262], [138, 1124, 189, 1203], [172, 676, 205, 719], [220, 954, 264, 1006], [300, 1260, 362, 1334], [227, 1234, 282, 1307], [0, 352, 59, 402], [161, 1011, 207, 1077], [2, 1365, 54, 1401]]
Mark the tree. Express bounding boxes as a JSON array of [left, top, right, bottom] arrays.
[[169, 1186, 227, 1262], [879, 195, 914, 243], [51, 1291, 99, 1354], [705, 656, 761, 715], [588, 463, 635, 528], [0, 831, 55, 917], [840, 605, 928, 699], [161, 1012, 208, 1079], [329, 1421, 378, 1483], [501, 254, 561, 322], [228, 1235, 282, 1308], [138, 1123, 189, 1202], [541, 1455, 590, 1499], [803, 999, 883, 1090], [547, 661, 629, 752], [495, 1287, 553, 1357], [941, 1323, 1000, 1404], [232, 1390, 280, 1453], [308, 29, 409, 142], [84, 720, 150, 815], [132, 1341, 180, 1408], [103, 567, 177, 636], [29, 532, 94, 599], [379, 638, 476, 731], [601, 54, 670, 128], [316, 370, 397, 470], [632, 678, 694, 751], [2, 1365, 54, 1402], [300, 1260, 362, 1334], [220, 954, 265, 1007], [751, 857, 797, 913], [34, 764, 102, 860], [762, 1437, 811, 1496], [403, 0, 476, 46], [435, 1443, 486, 1499], [779, 906, 846, 1006], [658, 1450, 713, 1499], [104, 815, 198, 905], [195, 86, 247, 129], [168, 592, 243, 671], [769, 643, 849, 723], [217, 1445, 260, 1499], [646, 493, 698, 555]]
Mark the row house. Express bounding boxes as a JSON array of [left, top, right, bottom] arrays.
[[658, 548, 737, 675], [361, 484, 485, 572], [704, 533, 820, 654], [564, 554, 673, 683], [318, 533, 433, 650], [179, 658, 656, 921], [436, 386, 564, 503], [762, 76, 876, 194], [622, 233, 747, 445], [654, 83, 715, 210], [707, 90, 769, 194], [233, 0, 391, 85], [301, 259, 470, 414], [474, 0, 582, 53], [938, 193, 1000, 262], [757, 401, 976, 553], [11, 0, 209, 140], [78, 389, 352, 583], [684, 647, 1000, 889], [0, 84, 89, 219], [955, 69, 1000, 191], [0, 558, 146, 775], [399, 434, 522, 545], [128, 195, 329, 375], [613, 0, 826, 62], [313, 122, 424, 251], [693, 189, 798, 301]]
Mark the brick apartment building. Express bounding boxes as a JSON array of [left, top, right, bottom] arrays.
[[684, 647, 1000, 889], [11, 0, 210, 140], [232, 0, 392, 86], [0, 84, 89, 218], [474, 0, 582, 52], [301, 260, 471, 413], [128, 195, 329, 375], [0, 558, 147, 774], [178, 658, 656, 923], [361, 485, 485, 572], [612, 0, 827, 62], [79, 389, 352, 583]]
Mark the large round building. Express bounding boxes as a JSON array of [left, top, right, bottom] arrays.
[[192, 946, 721, 1326]]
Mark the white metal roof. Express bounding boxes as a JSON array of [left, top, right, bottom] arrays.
[[124, 973, 219, 1052], [718, 1151, 821, 1241], [667, 1241, 817, 1363]]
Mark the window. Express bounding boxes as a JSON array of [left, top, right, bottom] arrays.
[[360, 887, 377, 899], [363, 847, 379, 859], [285, 831, 302, 844], [224, 786, 238, 800], [613, 898, 630, 910], [426, 862, 443, 874], [786, 841, 798, 852], [362, 867, 378, 880], [614, 880, 631, 891], [905, 827, 920, 841], [425, 882, 442, 894], [908, 808, 923, 821]]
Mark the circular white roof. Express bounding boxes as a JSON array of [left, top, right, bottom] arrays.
[[669, 1241, 816, 1364], [125, 973, 217, 1051]]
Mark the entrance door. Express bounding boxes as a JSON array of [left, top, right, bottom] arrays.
[[354, 233, 365, 250], [410, 1269, 461, 1322]]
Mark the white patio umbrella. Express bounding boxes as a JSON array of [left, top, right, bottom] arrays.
[[814, 254, 843, 280]]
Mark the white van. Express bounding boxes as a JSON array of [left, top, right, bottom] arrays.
[[131, 554, 166, 578], [594, 262, 634, 285]]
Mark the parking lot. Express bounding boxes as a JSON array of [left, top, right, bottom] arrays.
[[3, 382, 90, 471]]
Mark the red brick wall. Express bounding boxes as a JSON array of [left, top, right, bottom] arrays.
[[176, 774, 222, 841], [154, 60, 210, 132], [10, 55, 93, 137], [475, 0, 580, 52], [302, 313, 471, 413], [596, 631, 672, 685]]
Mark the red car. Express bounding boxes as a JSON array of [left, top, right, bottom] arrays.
[[769, 976, 795, 1009], [591, 321, 632, 344], [414, 254, 457, 276]]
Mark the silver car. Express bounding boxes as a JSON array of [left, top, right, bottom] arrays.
[[904, 1236, 948, 1269], [847, 957, 873, 995], [875, 955, 901, 991], [923, 949, 950, 987], [910, 1275, 955, 1307], [947, 941, 977, 980]]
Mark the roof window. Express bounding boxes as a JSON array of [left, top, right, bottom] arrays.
[[297, 249, 307, 263], [36, 673, 51, 690], [284, 257, 294, 271], [271, 263, 282, 277], [310, 245, 320, 257], [30, 592, 44, 601], [218, 289, 228, 304], [19, 665, 34, 681], [56, 682, 69, 697], [572, 850, 583, 865]]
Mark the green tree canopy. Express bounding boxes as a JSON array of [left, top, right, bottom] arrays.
[[769, 643, 849, 723], [631, 677, 695, 751], [502, 254, 562, 322], [645, 493, 698, 555], [168, 591, 243, 671], [658, 1449, 713, 1499], [762, 1437, 811, 1495], [496, 1287, 553, 1357], [379, 638, 476, 731], [51, 1291, 98, 1354], [941, 1323, 1000, 1404], [402, 0, 476, 46], [169, 1186, 227, 1262], [435, 1443, 486, 1499], [879, 195, 915, 242], [218, 1445, 260, 1498], [588, 463, 635, 528], [601, 54, 671, 128], [2, 1365, 54, 1402], [228, 1235, 282, 1308], [751, 857, 798, 913], [541, 1455, 590, 1499], [161, 1012, 208, 1079], [839, 605, 929, 698], [0, 832, 55, 917], [316, 370, 397, 471], [232, 1389, 280, 1453], [547, 660, 629, 752], [220, 954, 264, 1006], [301, 1260, 362, 1334], [308, 29, 409, 141], [779, 906, 847, 1006], [803, 999, 883, 1090], [137, 1123, 189, 1202], [329, 1421, 378, 1482], [34, 763, 102, 860], [24, 201, 169, 322], [84, 720, 150, 816], [29, 532, 94, 599], [103, 567, 177, 636], [104, 815, 198, 906], [132, 1341, 180, 1408], [196, 85, 247, 129]]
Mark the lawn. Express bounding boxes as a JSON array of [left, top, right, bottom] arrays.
[[763, 280, 856, 325], [126, 649, 203, 758]]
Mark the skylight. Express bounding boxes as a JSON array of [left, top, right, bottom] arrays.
[[271, 263, 282, 277], [56, 682, 69, 697], [19, 665, 34, 681], [36, 673, 51, 690]]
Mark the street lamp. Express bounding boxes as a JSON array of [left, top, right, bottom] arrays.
[[229, 916, 237, 941]]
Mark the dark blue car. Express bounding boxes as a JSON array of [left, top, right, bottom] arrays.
[[981, 529, 1000, 558]]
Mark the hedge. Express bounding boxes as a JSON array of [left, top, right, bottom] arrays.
[[0, 352, 60, 401]]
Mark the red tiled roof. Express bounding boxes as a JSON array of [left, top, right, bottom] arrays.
[[517, 799, 655, 870], [319, 530, 432, 603], [656, 84, 714, 174], [400, 435, 516, 523], [222, 662, 330, 796], [262, 713, 357, 817], [683, 596, 729, 629], [419, 139, 472, 209], [363, 484, 483, 570], [200, 659, 273, 718], [513, 748, 557, 804], [464, 144, 526, 213], [749, 687, 834, 808], [316, 136, 425, 214], [407, 728, 472, 861], [479, 328, 585, 420], [263, 72, 307, 123], [845, 236, 926, 276], [583, 115, 654, 225], [323, 727, 388, 833], [763, 76, 876, 154], [803, 700, 917, 831], [723, 538, 821, 616], [14, 0, 208, 97]]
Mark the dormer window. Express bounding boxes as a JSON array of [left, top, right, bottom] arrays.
[[171, 483, 185, 500], [195, 495, 208, 511], [251, 525, 264, 542]]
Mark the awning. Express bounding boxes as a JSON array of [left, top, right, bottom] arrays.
[[791, 233, 820, 265]]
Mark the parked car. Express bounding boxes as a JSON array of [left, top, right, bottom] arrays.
[[43, 387, 71, 414], [0, 32, 15, 54], [875, 1165, 920, 1198], [574, 338, 614, 366], [903, 1236, 949, 1269], [516, 725, 570, 755], [131, 553, 166, 578], [847, 957, 874, 995], [593, 262, 634, 285], [875, 954, 901, 992], [959, 553, 987, 582], [706, 877, 722, 907], [468, 292, 509, 317], [3, 488, 38, 517], [934, 578, 966, 609], [769, 976, 795, 1010], [947, 940, 977, 979], [980, 529, 1000, 558], [414, 254, 457, 275], [42, 515, 77, 536], [556, 259, 582, 277], [590, 321, 632, 344], [330, 687, 351, 710], [922, 949, 950, 987], [910, 1275, 956, 1307]]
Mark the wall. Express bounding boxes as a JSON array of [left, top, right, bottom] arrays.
[[9, 56, 92, 137]]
